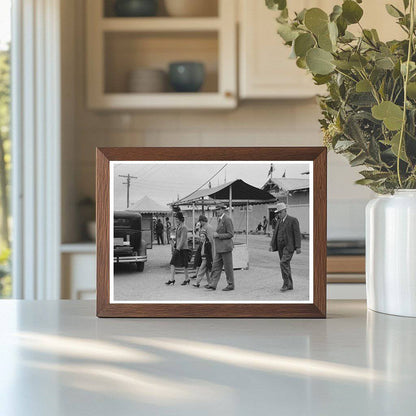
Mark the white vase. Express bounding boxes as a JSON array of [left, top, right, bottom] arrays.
[[366, 190, 416, 317]]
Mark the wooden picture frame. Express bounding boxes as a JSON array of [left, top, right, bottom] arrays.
[[96, 147, 327, 318]]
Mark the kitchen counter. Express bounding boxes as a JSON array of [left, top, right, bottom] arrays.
[[0, 300, 415, 415]]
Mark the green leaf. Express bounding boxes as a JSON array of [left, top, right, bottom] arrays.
[[277, 23, 299, 42], [304, 8, 329, 35], [381, 132, 409, 162], [375, 56, 395, 70], [356, 79, 372, 92], [330, 5, 343, 22], [355, 178, 377, 185], [407, 82, 416, 99], [328, 21, 338, 45], [339, 31, 356, 42], [372, 101, 404, 130], [385, 4, 403, 18], [350, 152, 368, 167], [371, 29, 380, 42], [294, 33, 315, 57], [266, 0, 287, 11], [306, 48, 335, 75], [296, 57, 307, 69], [350, 53, 368, 69], [363, 29, 375, 44], [318, 32, 333, 52], [333, 59, 353, 70], [334, 139, 356, 152], [401, 61, 416, 76], [336, 15, 348, 36], [403, 0, 410, 9], [313, 74, 332, 85], [369, 137, 381, 162], [295, 8, 307, 22], [359, 170, 391, 180], [342, 0, 363, 24]]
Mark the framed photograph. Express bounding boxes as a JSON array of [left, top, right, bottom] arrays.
[[96, 147, 327, 318]]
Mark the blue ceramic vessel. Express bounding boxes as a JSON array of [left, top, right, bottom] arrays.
[[114, 0, 158, 17], [169, 62, 205, 93]]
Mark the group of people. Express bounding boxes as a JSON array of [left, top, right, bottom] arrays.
[[164, 201, 302, 294], [165, 203, 235, 291], [256, 216, 269, 234], [154, 217, 171, 245]]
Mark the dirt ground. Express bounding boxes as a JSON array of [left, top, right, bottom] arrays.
[[113, 234, 310, 302]]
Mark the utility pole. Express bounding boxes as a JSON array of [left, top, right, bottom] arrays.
[[119, 174, 138, 208]]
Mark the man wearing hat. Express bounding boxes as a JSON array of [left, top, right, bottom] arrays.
[[206, 204, 235, 291], [269, 202, 301, 292]]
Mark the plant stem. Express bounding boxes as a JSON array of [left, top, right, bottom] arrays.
[[334, 68, 357, 83], [397, 0, 415, 188]]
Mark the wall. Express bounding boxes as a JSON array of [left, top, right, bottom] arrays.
[[61, 0, 374, 243]]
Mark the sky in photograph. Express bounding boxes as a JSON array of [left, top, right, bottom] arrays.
[[113, 162, 310, 210], [0, 0, 11, 50]]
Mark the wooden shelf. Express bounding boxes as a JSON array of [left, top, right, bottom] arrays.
[[89, 92, 235, 110], [327, 256, 365, 274], [86, 0, 237, 110], [101, 17, 221, 32]]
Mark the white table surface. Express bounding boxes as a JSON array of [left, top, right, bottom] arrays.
[[0, 300, 415, 416]]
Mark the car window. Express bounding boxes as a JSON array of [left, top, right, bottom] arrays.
[[114, 218, 131, 227]]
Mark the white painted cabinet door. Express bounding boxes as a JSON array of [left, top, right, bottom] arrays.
[[239, 0, 402, 99], [239, 0, 322, 99]]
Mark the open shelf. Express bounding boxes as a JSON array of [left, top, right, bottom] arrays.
[[104, 31, 219, 94], [86, 0, 236, 109], [101, 17, 221, 32], [103, 0, 219, 18]]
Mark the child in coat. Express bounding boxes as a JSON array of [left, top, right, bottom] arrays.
[[193, 230, 213, 288]]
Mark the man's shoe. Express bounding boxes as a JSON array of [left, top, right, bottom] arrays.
[[205, 286, 216, 291], [222, 286, 234, 291], [287, 286, 293, 291], [280, 285, 289, 292], [204, 284, 211, 289]]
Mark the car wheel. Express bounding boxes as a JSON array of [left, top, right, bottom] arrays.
[[137, 262, 144, 272]]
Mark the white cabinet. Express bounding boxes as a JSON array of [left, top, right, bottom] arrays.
[[239, 0, 322, 99], [86, 0, 237, 109], [238, 0, 403, 99], [61, 244, 96, 300]]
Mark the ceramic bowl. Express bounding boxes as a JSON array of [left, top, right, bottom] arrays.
[[168, 62, 205, 93], [114, 0, 158, 17], [127, 68, 167, 93]]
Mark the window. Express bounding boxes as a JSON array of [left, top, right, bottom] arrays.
[[0, 0, 11, 298]]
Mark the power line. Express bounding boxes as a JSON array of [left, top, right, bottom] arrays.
[[175, 164, 228, 203]]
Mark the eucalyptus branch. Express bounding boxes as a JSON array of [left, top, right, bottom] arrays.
[[358, 69, 381, 104], [334, 68, 358, 83], [397, 0, 415, 187]]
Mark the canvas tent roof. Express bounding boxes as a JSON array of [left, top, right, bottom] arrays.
[[127, 195, 169, 213], [263, 178, 309, 192], [172, 179, 276, 206]]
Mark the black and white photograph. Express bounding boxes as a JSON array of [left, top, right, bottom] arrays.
[[110, 161, 313, 303]]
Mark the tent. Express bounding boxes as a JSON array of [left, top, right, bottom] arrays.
[[174, 179, 276, 207], [171, 180, 276, 268], [127, 195, 170, 214]]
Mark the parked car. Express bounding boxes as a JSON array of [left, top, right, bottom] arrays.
[[114, 211, 147, 271]]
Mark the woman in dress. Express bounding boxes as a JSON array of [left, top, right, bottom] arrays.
[[165, 211, 191, 286]]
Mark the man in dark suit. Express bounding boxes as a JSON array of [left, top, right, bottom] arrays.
[[269, 203, 301, 292], [206, 204, 235, 291]]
